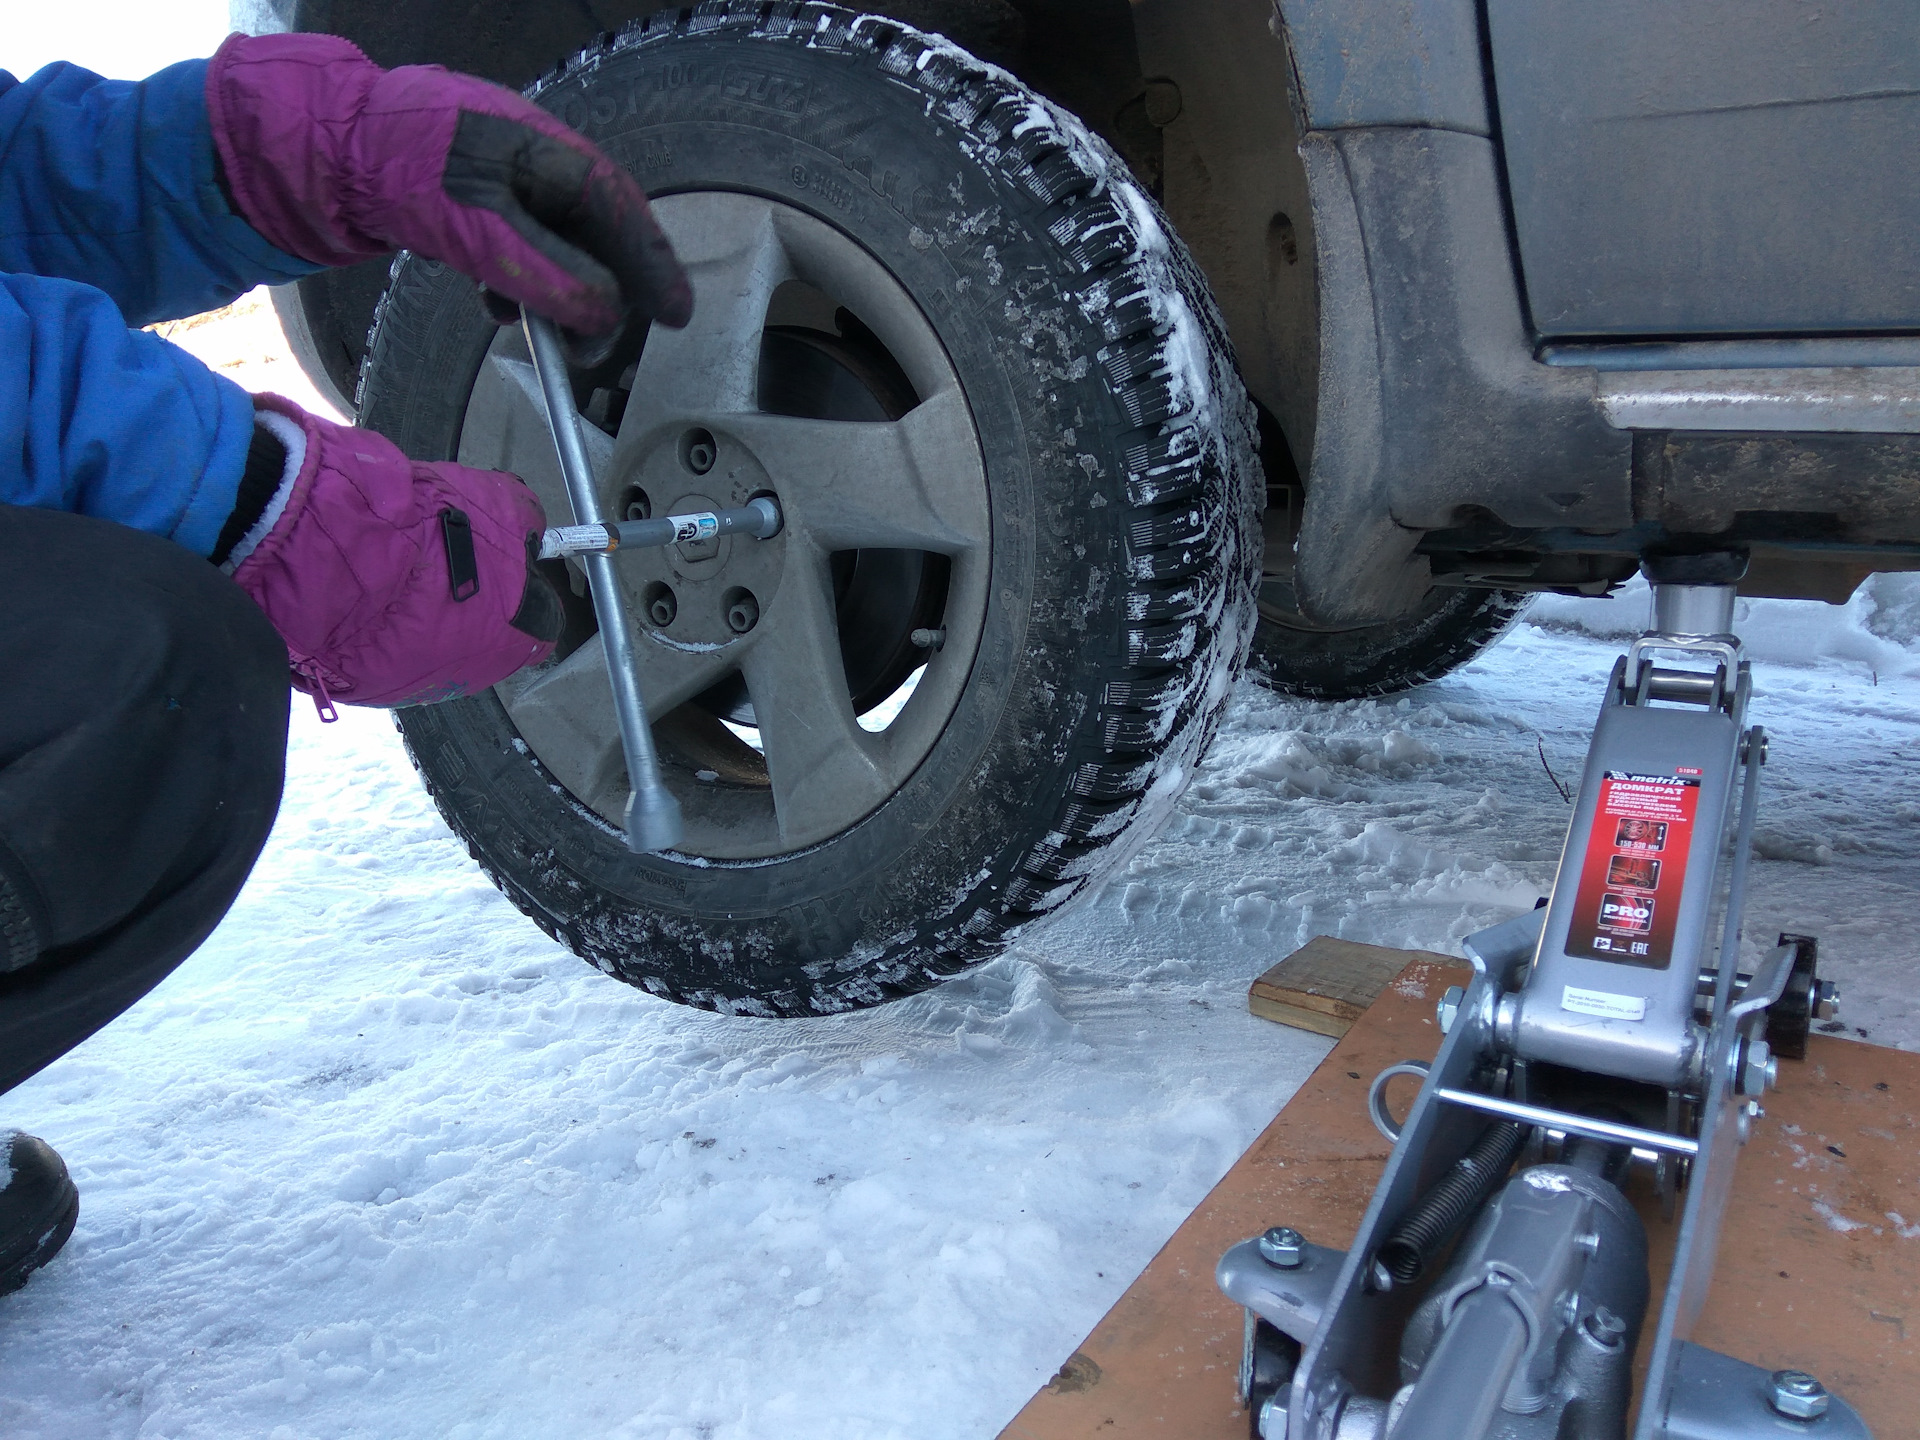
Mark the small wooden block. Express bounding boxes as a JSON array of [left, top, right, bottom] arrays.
[[1248, 935, 1458, 1037]]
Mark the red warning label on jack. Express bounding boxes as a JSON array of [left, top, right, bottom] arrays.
[[1567, 770, 1701, 968]]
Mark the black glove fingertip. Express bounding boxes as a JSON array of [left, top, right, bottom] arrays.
[[561, 311, 647, 378], [560, 323, 619, 372], [478, 284, 522, 327], [510, 543, 566, 644]]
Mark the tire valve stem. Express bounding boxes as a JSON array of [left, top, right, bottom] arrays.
[[910, 627, 946, 651]]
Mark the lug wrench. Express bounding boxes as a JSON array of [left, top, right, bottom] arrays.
[[520, 311, 778, 854]]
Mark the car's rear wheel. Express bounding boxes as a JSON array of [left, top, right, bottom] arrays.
[[1250, 498, 1528, 698], [356, 4, 1260, 1015], [1249, 578, 1530, 700]]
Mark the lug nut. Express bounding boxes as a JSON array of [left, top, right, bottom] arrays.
[[1436, 985, 1465, 1035], [725, 588, 760, 635], [680, 426, 718, 475], [1769, 1370, 1830, 1420], [1257, 1226, 1304, 1269], [644, 583, 677, 628]]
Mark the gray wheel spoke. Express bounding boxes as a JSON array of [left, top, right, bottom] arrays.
[[619, 194, 789, 435], [724, 387, 989, 555], [631, 631, 741, 718], [499, 631, 738, 811], [741, 546, 897, 839], [460, 347, 613, 526], [495, 637, 626, 812]]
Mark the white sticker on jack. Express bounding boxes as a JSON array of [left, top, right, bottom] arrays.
[[1562, 985, 1647, 1021]]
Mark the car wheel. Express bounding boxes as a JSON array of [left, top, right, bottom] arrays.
[[1252, 557, 1528, 700], [356, 4, 1260, 1015]]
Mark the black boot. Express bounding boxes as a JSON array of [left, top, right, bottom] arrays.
[[0, 1132, 79, 1295]]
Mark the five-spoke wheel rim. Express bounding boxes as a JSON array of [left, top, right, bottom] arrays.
[[458, 192, 992, 860]]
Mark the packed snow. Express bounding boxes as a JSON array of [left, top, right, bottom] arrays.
[[6, 588, 1916, 1438], [4, 300, 1919, 1436]]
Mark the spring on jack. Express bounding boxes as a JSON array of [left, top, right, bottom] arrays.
[[1377, 1119, 1529, 1285]]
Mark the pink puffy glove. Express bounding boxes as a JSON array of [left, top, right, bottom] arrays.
[[205, 32, 692, 353], [225, 394, 561, 712]]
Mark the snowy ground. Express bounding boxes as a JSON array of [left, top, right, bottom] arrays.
[[4, 299, 1918, 1438]]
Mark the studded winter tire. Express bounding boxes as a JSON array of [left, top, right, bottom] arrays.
[[1248, 581, 1530, 701], [357, 4, 1261, 1015]]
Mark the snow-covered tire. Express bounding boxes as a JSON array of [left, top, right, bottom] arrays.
[[1248, 585, 1529, 700], [359, 3, 1260, 1015]]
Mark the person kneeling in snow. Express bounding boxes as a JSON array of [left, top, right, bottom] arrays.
[[0, 33, 691, 1296]]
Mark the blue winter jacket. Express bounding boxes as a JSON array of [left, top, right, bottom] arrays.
[[0, 57, 320, 556]]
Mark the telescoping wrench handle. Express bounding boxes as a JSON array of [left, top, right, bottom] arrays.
[[540, 498, 781, 561], [520, 309, 683, 855]]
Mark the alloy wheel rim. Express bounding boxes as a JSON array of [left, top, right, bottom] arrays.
[[459, 192, 992, 860]]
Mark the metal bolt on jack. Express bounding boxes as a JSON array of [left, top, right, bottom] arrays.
[[1258, 1226, 1304, 1268], [1257, 1389, 1289, 1439], [1739, 1037, 1778, 1095], [1770, 1370, 1831, 1420], [1816, 980, 1842, 1021], [1581, 1307, 1628, 1348]]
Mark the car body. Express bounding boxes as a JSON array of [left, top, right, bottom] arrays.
[[256, 0, 1920, 620]]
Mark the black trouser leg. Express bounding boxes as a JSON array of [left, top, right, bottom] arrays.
[[0, 506, 290, 1095]]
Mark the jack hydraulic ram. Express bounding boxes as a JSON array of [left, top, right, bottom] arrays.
[[1219, 551, 1860, 1440], [519, 310, 782, 854]]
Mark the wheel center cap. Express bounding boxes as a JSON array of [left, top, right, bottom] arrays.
[[665, 491, 726, 568], [612, 424, 785, 649]]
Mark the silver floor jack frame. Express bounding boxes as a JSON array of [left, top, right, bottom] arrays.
[[1219, 553, 1862, 1440]]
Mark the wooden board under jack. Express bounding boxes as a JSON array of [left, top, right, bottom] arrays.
[[1246, 934, 1456, 1037], [1001, 950, 1919, 1440]]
